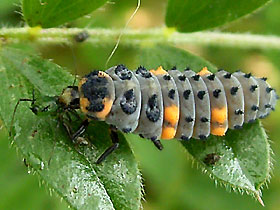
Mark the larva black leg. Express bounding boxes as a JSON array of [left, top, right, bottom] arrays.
[[96, 127, 119, 164], [68, 109, 82, 121], [151, 138, 163, 150], [71, 119, 90, 142], [9, 98, 35, 137], [59, 114, 74, 138]]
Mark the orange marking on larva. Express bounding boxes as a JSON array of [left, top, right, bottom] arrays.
[[198, 67, 211, 76], [78, 78, 87, 91], [150, 66, 167, 75], [211, 126, 226, 136], [80, 97, 90, 114], [98, 71, 109, 78], [95, 97, 113, 120], [211, 107, 227, 124], [164, 105, 179, 126], [161, 126, 176, 140]]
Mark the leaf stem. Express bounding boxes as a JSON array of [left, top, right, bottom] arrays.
[[1, 27, 280, 50]]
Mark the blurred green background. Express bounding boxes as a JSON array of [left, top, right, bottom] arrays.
[[1, 0, 280, 209]]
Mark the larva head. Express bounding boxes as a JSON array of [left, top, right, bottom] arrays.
[[58, 86, 80, 109], [78, 70, 115, 121]]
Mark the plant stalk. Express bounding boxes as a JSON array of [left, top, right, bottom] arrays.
[[1, 27, 280, 50]]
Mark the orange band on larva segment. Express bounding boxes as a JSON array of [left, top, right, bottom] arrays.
[[211, 107, 227, 124], [198, 67, 211, 76], [80, 97, 90, 114], [161, 126, 176, 139], [164, 105, 179, 126], [150, 66, 168, 75], [211, 126, 226, 136], [95, 97, 113, 120], [98, 71, 109, 78]]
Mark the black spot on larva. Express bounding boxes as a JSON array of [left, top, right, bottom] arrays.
[[120, 89, 137, 115], [218, 69, 224, 72], [235, 109, 244, 115], [185, 67, 191, 71], [223, 73, 231, 79], [207, 74, 215, 81], [235, 69, 241, 73], [230, 87, 239, 95], [171, 66, 177, 70], [122, 128, 132, 133], [266, 87, 273, 93], [163, 75, 171, 81], [244, 73, 252, 78], [183, 89, 191, 100], [146, 94, 160, 122], [265, 104, 272, 109], [197, 91, 206, 100], [151, 136, 157, 141], [234, 125, 243, 130], [199, 135, 207, 140], [87, 102, 104, 112], [181, 135, 190, 141], [82, 73, 109, 112], [85, 71, 108, 85], [203, 153, 221, 166], [178, 75, 186, 81], [115, 64, 132, 80], [261, 77, 267, 81], [185, 116, 194, 123], [213, 89, 221, 98], [201, 117, 209, 123], [248, 119, 256, 123], [259, 114, 269, 119], [168, 89, 176, 100], [192, 75, 200, 81], [136, 66, 152, 78], [139, 134, 144, 138], [250, 85, 258, 92], [251, 105, 259, 111]]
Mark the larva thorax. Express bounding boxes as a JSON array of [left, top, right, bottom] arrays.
[[60, 64, 278, 141]]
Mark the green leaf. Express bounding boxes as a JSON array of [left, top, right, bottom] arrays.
[[0, 47, 142, 210], [22, 0, 107, 28], [135, 44, 271, 197], [165, 0, 271, 32]]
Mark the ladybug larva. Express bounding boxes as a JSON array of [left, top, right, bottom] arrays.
[[57, 64, 278, 163], [12, 64, 278, 163]]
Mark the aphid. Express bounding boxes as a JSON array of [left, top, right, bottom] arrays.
[[74, 31, 90, 43], [10, 65, 278, 163]]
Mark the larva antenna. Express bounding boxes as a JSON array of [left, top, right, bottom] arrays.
[[105, 0, 141, 68]]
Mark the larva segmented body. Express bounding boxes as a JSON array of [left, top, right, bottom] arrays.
[[77, 64, 278, 141]]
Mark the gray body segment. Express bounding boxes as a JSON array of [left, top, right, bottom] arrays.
[[151, 69, 180, 139], [201, 71, 228, 135], [255, 77, 273, 118], [216, 70, 244, 129], [169, 70, 195, 140], [183, 70, 211, 139], [105, 66, 141, 133], [133, 68, 164, 140], [233, 72, 260, 123]]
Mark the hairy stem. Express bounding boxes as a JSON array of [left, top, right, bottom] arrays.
[[1, 27, 280, 50]]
